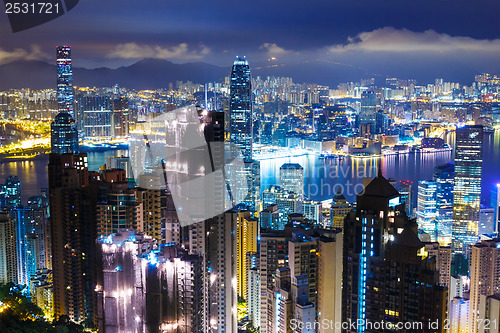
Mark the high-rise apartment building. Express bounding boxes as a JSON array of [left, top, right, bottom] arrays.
[[237, 211, 258, 299], [259, 225, 343, 333], [453, 125, 484, 253], [424, 242, 452, 287], [260, 204, 280, 230], [342, 172, 447, 333], [262, 185, 303, 229], [13, 196, 50, 289], [469, 239, 500, 333], [0, 211, 17, 284], [96, 177, 143, 237], [330, 189, 351, 228], [96, 230, 204, 332], [49, 153, 97, 325], [478, 294, 500, 333]]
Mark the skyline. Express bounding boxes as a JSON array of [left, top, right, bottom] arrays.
[[2, 3, 500, 332]]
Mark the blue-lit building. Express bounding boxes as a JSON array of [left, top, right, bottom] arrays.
[[416, 180, 438, 240], [452, 125, 483, 253], [51, 112, 78, 154], [342, 172, 447, 332], [359, 90, 377, 137], [434, 162, 454, 244], [0, 176, 21, 209], [230, 57, 253, 162], [56, 46, 74, 117], [12, 195, 49, 289], [491, 184, 500, 232]]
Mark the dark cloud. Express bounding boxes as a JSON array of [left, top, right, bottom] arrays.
[[0, 0, 499, 80]]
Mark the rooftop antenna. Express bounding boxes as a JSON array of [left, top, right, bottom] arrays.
[[377, 158, 383, 178]]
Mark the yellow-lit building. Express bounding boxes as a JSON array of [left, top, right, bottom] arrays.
[[237, 211, 259, 298], [331, 189, 351, 228]]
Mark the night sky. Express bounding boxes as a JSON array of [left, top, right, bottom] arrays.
[[1, 0, 500, 82]]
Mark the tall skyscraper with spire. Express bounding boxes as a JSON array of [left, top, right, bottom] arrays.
[[229, 56, 252, 162], [56, 46, 74, 117], [53, 46, 78, 154], [228, 57, 260, 213]]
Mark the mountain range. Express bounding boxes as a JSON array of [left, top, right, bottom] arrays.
[[0, 57, 485, 91]]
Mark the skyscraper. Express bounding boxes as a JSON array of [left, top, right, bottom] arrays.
[[0, 176, 21, 209], [49, 153, 96, 325], [112, 96, 129, 138], [279, 163, 304, 197], [96, 230, 204, 333], [342, 172, 447, 332], [56, 46, 74, 117], [13, 196, 50, 289], [230, 57, 252, 162], [453, 125, 484, 253], [469, 239, 500, 333], [51, 112, 78, 154], [330, 189, 351, 228], [359, 90, 377, 137], [417, 180, 438, 240], [236, 211, 258, 299], [434, 162, 454, 245], [0, 211, 17, 284], [491, 184, 500, 232]]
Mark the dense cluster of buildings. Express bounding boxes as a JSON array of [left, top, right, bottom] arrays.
[[2, 46, 500, 333]]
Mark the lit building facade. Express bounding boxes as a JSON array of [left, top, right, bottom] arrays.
[[478, 294, 500, 333], [342, 172, 447, 333], [417, 180, 438, 241], [51, 112, 78, 154], [0, 176, 21, 209], [97, 230, 204, 333], [56, 46, 74, 117], [330, 189, 351, 228], [236, 211, 258, 298], [453, 125, 483, 253], [49, 153, 96, 325], [0, 211, 17, 284], [279, 163, 304, 197], [423, 242, 452, 287], [230, 57, 253, 162], [469, 239, 500, 333], [434, 162, 454, 245], [491, 184, 500, 233]]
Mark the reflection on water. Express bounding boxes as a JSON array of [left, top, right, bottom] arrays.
[[0, 150, 128, 203], [260, 151, 452, 203], [0, 130, 499, 206]]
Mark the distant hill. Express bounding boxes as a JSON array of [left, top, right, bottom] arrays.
[[0, 57, 482, 90], [0, 58, 230, 90]]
